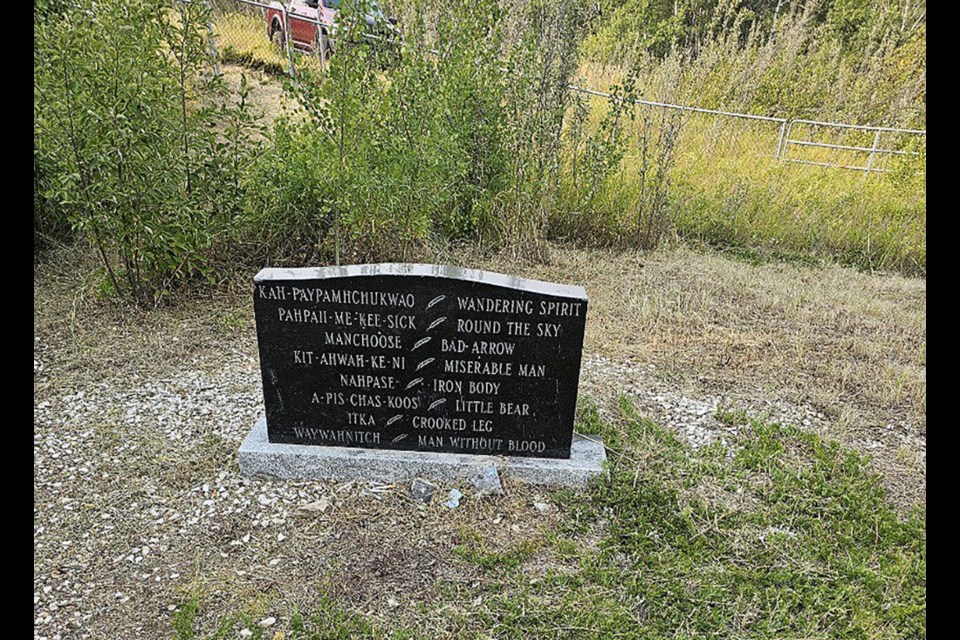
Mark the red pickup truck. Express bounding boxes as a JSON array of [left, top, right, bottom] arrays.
[[265, 0, 396, 61]]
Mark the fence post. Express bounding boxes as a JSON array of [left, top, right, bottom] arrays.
[[774, 120, 787, 159], [316, 17, 327, 75], [283, 6, 296, 76], [204, 0, 221, 77], [778, 121, 793, 162], [863, 129, 882, 177]]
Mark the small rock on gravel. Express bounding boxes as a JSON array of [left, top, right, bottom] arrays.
[[410, 478, 437, 503], [470, 465, 503, 496], [443, 489, 463, 509], [299, 497, 330, 513]]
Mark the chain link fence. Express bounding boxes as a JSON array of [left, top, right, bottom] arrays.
[[209, 0, 331, 75]]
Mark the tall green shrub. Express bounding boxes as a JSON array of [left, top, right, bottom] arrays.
[[245, 0, 575, 264], [245, 0, 400, 266], [492, 0, 585, 258], [34, 0, 260, 303]]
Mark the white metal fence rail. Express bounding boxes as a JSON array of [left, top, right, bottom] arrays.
[[778, 119, 926, 174], [567, 85, 925, 174]]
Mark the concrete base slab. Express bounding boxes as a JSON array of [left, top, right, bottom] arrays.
[[239, 417, 606, 488]]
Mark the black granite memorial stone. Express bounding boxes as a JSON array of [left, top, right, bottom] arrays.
[[253, 264, 588, 459]]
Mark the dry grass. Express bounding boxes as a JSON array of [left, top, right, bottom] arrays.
[[473, 245, 925, 422], [35, 241, 925, 504], [214, 10, 328, 76], [219, 63, 305, 125], [165, 477, 567, 635], [215, 10, 289, 72], [34, 241, 925, 637], [458, 243, 926, 506], [561, 89, 926, 273]]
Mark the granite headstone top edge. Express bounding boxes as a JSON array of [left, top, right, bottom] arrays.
[[254, 263, 588, 300]]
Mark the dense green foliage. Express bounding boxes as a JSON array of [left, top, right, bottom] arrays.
[[34, 0, 262, 303], [583, 0, 926, 127], [245, 0, 588, 264], [34, 0, 926, 303], [35, 0, 612, 296]]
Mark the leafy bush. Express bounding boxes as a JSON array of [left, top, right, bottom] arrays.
[[34, 149, 73, 253], [583, 0, 926, 128], [243, 0, 590, 265], [34, 0, 261, 304]]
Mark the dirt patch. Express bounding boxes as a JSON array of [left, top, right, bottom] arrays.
[[218, 63, 305, 125]]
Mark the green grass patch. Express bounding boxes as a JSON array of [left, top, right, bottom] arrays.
[[172, 396, 924, 639], [459, 396, 924, 638], [529, 396, 926, 639], [171, 594, 413, 640], [455, 536, 541, 572], [550, 93, 926, 276], [288, 597, 416, 639]]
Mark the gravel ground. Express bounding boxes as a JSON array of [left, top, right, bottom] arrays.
[[580, 353, 829, 448], [579, 352, 926, 507], [34, 342, 571, 639], [581, 353, 925, 457], [34, 244, 926, 639], [34, 343, 924, 639]]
